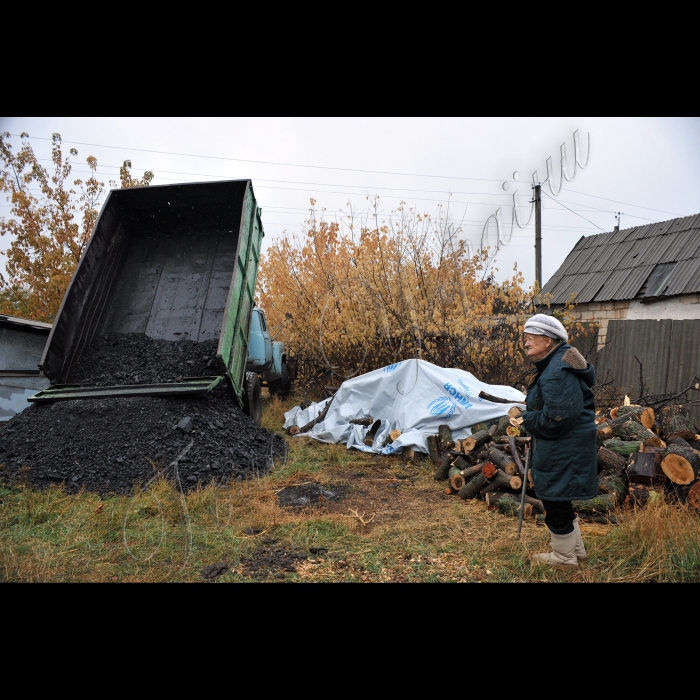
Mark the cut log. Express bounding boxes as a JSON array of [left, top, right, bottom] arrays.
[[611, 419, 656, 443], [458, 473, 489, 500], [489, 469, 523, 492], [522, 494, 545, 514], [427, 435, 441, 465], [493, 436, 531, 445], [657, 405, 697, 441], [390, 430, 402, 442], [687, 481, 700, 511], [597, 446, 627, 474], [287, 426, 300, 436], [300, 395, 335, 434], [664, 446, 700, 479], [403, 448, 416, 462], [572, 494, 617, 514], [507, 437, 526, 476], [482, 462, 498, 480], [464, 429, 492, 452], [627, 452, 666, 486], [461, 462, 492, 483], [597, 471, 628, 501], [618, 405, 655, 430], [438, 425, 454, 453], [493, 416, 512, 438], [452, 456, 472, 471], [660, 452, 696, 486], [610, 407, 619, 419], [350, 417, 373, 427], [479, 391, 518, 405], [449, 466, 466, 491], [445, 487, 456, 496], [497, 494, 533, 518], [643, 437, 666, 449], [363, 420, 383, 447], [471, 423, 489, 433], [603, 439, 642, 457], [667, 436, 691, 449], [487, 447, 518, 476], [596, 424, 614, 448], [626, 484, 653, 508], [486, 491, 509, 509], [434, 454, 456, 482]]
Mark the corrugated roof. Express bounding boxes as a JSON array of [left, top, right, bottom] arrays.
[[540, 213, 700, 304]]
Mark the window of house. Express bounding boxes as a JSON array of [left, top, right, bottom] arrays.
[[644, 262, 677, 298]]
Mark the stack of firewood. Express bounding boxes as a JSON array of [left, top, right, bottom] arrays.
[[596, 403, 700, 511], [432, 403, 700, 522]]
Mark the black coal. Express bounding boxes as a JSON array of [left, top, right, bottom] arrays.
[[0, 334, 286, 495]]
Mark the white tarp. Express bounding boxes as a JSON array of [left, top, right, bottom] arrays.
[[284, 359, 526, 456]]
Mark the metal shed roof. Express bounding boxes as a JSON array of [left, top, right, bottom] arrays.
[[539, 214, 700, 304]]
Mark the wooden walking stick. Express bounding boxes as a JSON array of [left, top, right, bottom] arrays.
[[517, 445, 531, 540]]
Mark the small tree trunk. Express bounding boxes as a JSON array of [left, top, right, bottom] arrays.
[[458, 473, 489, 500], [434, 454, 455, 482], [597, 446, 627, 473], [617, 405, 655, 430], [657, 405, 698, 441], [463, 430, 491, 453], [573, 494, 617, 514], [597, 423, 614, 448], [497, 494, 533, 518], [493, 415, 512, 438], [460, 462, 492, 483], [603, 439, 642, 457], [449, 466, 466, 491], [427, 435, 441, 465], [597, 471, 628, 500], [487, 447, 518, 476], [438, 425, 454, 453], [628, 452, 666, 486], [626, 484, 653, 508], [664, 446, 700, 480], [611, 419, 656, 443], [363, 420, 382, 447], [660, 452, 696, 486]]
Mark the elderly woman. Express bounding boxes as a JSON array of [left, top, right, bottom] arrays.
[[521, 314, 598, 568]]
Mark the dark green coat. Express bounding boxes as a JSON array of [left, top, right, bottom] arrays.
[[522, 343, 598, 502]]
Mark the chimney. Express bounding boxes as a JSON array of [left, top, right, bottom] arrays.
[[614, 225, 619, 232]]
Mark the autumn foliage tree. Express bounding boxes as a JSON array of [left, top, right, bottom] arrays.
[[258, 201, 594, 388], [0, 132, 153, 322]]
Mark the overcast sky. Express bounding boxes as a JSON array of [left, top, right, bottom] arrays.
[[1, 117, 699, 289]]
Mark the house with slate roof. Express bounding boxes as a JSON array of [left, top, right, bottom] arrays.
[[539, 214, 700, 349]]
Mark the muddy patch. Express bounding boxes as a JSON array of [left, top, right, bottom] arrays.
[[277, 483, 347, 508], [238, 546, 309, 580]]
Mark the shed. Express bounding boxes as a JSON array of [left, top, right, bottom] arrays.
[[0, 315, 51, 422], [538, 214, 700, 426]]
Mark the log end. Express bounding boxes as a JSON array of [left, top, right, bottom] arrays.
[[661, 454, 695, 486], [482, 462, 498, 480], [287, 426, 300, 436]]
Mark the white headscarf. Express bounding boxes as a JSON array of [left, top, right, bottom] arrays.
[[524, 314, 569, 343]]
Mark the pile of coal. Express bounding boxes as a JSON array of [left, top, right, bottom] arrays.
[[0, 333, 286, 495]]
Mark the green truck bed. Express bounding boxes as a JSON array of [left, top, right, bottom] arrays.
[[32, 180, 264, 405]]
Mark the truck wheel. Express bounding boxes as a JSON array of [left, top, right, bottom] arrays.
[[268, 363, 292, 400], [243, 372, 263, 425]]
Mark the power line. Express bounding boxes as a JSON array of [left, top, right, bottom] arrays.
[[541, 190, 605, 231], [9, 133, 522, 184], [556, 185, 679, 216]]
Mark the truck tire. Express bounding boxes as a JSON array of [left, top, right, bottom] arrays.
[[242, 372, 263, 425], [268, 363, 292, 400]]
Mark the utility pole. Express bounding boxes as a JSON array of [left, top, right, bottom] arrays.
[[534, 184, 542, 291]]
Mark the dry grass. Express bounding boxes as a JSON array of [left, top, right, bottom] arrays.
[[2, 397, 700, 583]]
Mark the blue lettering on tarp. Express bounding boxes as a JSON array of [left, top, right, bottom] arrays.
[[443, 383, 473, 410], [428, 396, 457, 418], [384, 363, 402, 374], [457, 379, 473, 397]]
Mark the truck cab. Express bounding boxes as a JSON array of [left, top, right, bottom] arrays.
[[246, 307, 294, 400]]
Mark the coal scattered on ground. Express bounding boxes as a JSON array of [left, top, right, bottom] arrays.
[[276, 483, 345, 508], [0, 334, 286, 495], [238, 546, 309, 579]]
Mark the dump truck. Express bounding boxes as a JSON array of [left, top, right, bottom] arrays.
[[0, 314, 51, 422], [28, 180, 295, 424]]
